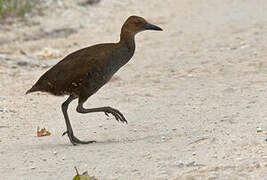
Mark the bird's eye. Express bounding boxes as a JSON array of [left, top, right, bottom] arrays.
[[133, 20, 141, 25]]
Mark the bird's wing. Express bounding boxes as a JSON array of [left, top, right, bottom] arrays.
[[33, 44, 113, 94]]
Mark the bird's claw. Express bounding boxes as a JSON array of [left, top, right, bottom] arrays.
[[62, 130, 96, 145], [104, 107, 128, 124]]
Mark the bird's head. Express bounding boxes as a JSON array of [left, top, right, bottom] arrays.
[[122, 16, 163, 34]]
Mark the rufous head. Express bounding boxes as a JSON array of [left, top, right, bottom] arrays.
[[122, 16, 163, 34]]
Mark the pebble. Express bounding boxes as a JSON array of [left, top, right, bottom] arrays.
[[254, 162, 261, 168], [186, 161, 196, 167], [186, 161, 205, 167], [0, 108, 7, 112], [131, 169, 138, 172], [256, 127, 263, 133], [53, 151, 57, 155], [177, 160, 184, 168], [160, 170, 167, 175], [30, 167, 36, 170], [17, 61, 28, 66]]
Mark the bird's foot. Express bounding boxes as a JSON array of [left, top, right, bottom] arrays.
[[104, 107, 128, 124], [62, 130, 96, 145]]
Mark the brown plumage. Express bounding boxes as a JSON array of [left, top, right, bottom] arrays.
[[26, 16, 162, 145]]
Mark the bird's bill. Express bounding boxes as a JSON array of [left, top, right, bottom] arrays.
[[145, 23, 163, 31]]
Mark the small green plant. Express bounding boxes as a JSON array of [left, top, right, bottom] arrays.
[[73, 167, 97, 180], [0, 0, 33, 18]]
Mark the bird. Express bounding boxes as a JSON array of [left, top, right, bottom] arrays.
[[26, 16, 162, 145]]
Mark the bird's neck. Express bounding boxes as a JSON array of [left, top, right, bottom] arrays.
[[119, 29, 136, 51]]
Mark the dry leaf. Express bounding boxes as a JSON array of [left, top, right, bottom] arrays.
[[37, 126, 51, 137]]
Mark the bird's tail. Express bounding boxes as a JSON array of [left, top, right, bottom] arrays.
[[25, 85, 39, 94]]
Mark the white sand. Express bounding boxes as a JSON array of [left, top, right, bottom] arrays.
[[0, 0, 267, 179]]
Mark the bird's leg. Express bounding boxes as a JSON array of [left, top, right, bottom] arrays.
[[76, 101, 128, 124], [62, 95, 96, 145]]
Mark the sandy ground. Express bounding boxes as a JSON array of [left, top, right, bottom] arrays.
[[0, 0, 267, 179]]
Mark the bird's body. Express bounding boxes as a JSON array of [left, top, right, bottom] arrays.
[[27, 41, 135, 98], [27, 16, 162, 145]]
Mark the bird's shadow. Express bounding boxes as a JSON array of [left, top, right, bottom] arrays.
[[31, 139, 125, 150], [31, 133, 162, 150]]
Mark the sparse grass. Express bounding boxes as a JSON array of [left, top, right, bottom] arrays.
[[0, 0, 33, 18]]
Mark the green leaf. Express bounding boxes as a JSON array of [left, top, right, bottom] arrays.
[[73, 174, 96, 180], [73, 175, 81, 180], [73, 167, 97, 180]]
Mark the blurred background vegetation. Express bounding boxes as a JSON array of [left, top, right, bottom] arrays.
[[0, 0, 99, 21], [0, 0, 35, 18]]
